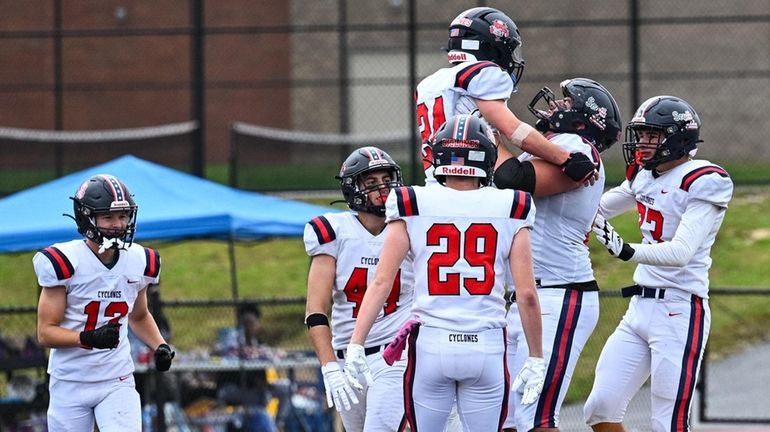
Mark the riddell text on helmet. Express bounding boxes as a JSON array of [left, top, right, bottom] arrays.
[[439, 166, 476, 176]]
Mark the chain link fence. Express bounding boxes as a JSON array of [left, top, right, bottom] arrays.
[[3, 290, 770, 430], [2, 0, 770, 194]]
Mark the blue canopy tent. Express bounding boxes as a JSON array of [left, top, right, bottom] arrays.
[[0, 155, 338, 297]]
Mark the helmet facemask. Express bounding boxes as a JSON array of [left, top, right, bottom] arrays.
[[71, 175, 138, 253], [342, 169, 402, 217], [623, 124, 693, 170], [338, 147, 403, 217]]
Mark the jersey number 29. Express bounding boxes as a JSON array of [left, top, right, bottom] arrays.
[[427, 223, 498, 296]]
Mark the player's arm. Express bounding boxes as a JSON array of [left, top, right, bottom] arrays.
[[128, 287, 167, 350], [305, 254, 338, 366], [350, 220, 410, 346], [37, 286, 81, 348], [629, 199, 723, 266], [477, 99, 569, 165], [598, 181, 637, 219], [494, 157, 583, 197], [508, 228, 542, 358]]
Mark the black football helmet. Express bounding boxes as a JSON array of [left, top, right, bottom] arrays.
[[432, 114, 497, 187], [447, 7, 525, 91], [528, 78, 622, 153], [71, 174, 137, 250], [337, 147, 403, 217], [623, 95, 702, 169]]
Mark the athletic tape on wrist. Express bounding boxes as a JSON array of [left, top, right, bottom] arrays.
[[509, 123, 535, 147], [305, 313, 330, 328]]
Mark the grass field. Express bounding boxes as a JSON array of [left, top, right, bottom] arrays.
[[1, 186, 769, 403]]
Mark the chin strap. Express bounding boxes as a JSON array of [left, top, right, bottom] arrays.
[[98, 237, 125, 254]]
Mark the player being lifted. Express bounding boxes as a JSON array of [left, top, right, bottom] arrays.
[[344, 115, 545, 431], [34, 174, 174, 432], [415, 6, 597, 186], [494, 78, 623, 432], [584, 96, 733, 432]]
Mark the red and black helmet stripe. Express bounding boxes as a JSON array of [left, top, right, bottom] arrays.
[[98, 174, 127, 202], [396, 186, 419, 217], [309, 216, 336, 245], [679, 166, 729, 192], [510, 190, 532, 219], [144, 247, 161, 278], [361, 146, 386, 162], [40, 247, 74, 280], [454, 61, 498, 90]]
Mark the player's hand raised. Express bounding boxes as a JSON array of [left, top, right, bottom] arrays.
[[343, 344, 374, 391], [512, 356, 546, 405], [321, 362, 359, 411], [80, 322, 120, 349]]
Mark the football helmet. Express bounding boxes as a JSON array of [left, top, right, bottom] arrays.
[[337, 147, 403, 217], [71, 174, 137, 250], [432, 114, 497, 186], [623, 95, 702, 169], [528, 78, 622, 153], [447, 7, 525, 91]]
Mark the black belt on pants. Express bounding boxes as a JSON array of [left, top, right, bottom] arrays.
[[509, 280, 599, 302], [621, 285, 666, 299], [336, 344, 385, 360]]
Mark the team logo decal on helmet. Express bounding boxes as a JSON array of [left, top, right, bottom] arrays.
[[489, 20, 509, 39], [337, 147, 402, 217], [70, 174, 138, 253]]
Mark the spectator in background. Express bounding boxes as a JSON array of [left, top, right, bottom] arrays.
[[214, 302, 288, 432]]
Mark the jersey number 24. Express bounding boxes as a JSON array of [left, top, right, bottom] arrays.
[[344, 268, 401, 318]]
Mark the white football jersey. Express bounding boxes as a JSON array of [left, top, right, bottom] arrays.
[[385, 185, 535, 332], [624, 159, 733, 296], [303, 212, 415, 350], [518, 133, 604, 286], [416, 60, 513, 184], [32, 240, 161, 382]]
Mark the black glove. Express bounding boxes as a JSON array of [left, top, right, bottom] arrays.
[[561, 152, 597, 182], [154, 343, 175, 372], [80, 322, 120, 349]]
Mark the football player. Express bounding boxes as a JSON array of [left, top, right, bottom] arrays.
[[344, 115, 545, 432], [34, 174, 174, 432], [584, 96, 733, 432], [415, 7, 597, 186], [494, 78, 623, 432], [303, 147, 413, 432]]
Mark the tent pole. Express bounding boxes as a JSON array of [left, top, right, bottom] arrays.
[[228, 234, 240, 310]]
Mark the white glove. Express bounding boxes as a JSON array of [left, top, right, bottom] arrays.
[[343, 344, 374, 391], [512, 357, 546, 405], [592, 214, 635, 261], [321, 362, 359, 411]]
